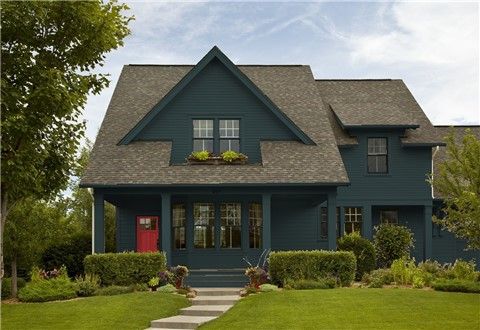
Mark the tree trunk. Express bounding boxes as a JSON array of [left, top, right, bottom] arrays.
[[11, 255, 17, 298], [0, 189, 8, 280]]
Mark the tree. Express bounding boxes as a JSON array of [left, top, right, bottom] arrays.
[[1, 1, 132, 278], [3, 198, 72, 297], [431, 129, 480, 250]]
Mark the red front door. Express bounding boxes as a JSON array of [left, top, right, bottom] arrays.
[[136, 216, 159, 252]]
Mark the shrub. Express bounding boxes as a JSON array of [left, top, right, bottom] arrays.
[[418, 260, 445, 278], [42, 233, 91, 278], [432, 279, 480, 293], [75, 274, 100, 297], [131, 283, 149, 292], [157, 284, 176, 293], [148, 277, 160, 289], [259, 284, 279, 292], [1, 277, 26, 299], [269, 250, 356, 287], [95, 285, 134, 296], [361, 268, 394, 288], [338, 232, 376, 280], [445, 260, 477, 281], [390, 256, 416, 285], [374, 224, 414, 268], [18, 277, 76, 302], [287, 278, 336, 290], [84, 252, 166, 286], [245, 266, 268, 288]]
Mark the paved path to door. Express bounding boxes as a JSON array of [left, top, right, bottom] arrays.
[[146, 288, 241, 329]]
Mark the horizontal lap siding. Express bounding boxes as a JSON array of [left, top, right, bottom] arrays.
[[135, 58, 298, 163], [432, 231, 479, 264], [271, 198, 328, 251]]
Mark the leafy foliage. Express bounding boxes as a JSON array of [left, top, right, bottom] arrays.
[[41, 233, 91, 278], [1, 277, 26, 299], [430, 129, 480, 250], [94, 285, 134, 296], [361, 268, 394, 288], [221, 150, 246, 162], [373, 224, 414, 268], [286, 278, 336, 290], [75, 274, 100, 297], [84, 252, 166, 286], [157, 284, 177, 293], [190, 150, 210, 161], [432, 279, 480, 293], [338, 232, 376, 280], [18, 267, 75, 302], [259, 284, 279, 292], [269, 250, 356, 287]]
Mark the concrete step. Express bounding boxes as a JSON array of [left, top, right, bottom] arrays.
[[191, 295, 240, 306], [150, 315, 216, 329], [180, 305, 233, 317], [195, 288, 241, 296]]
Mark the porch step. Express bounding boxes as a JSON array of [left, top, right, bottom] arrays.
[[150, 315, 216, 329], [180, 305, 232, 316], [191, 295, 240, 306], [195, 287, 241, 296]]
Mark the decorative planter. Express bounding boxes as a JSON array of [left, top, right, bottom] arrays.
[[186, 156, 248, 165]]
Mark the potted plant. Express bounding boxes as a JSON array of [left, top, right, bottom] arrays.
[[187, 150, 248, 165], [148, 276, 160, 291]]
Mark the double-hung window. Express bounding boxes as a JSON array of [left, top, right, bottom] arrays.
[[172, 204, 186, 250], [193, 203, 215, 248], [249, 203, 262, 248], [220, 203, 241, 248], [193, 119, 214, 152], [344, 207, 363, 234], [219, 119, 240, 152], [380, 210, 398, 224], [367, 138, 388, 173]]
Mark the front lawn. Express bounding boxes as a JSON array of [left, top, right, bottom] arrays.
[[2, 292, 189, 330], [202, 288, 480, 330]]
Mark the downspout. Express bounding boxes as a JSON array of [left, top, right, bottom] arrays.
[[431, 146, 440, 199], [89, 188, 95, 254]]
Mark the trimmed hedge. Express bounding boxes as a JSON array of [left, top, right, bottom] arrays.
[[338, 232, 376, 280], [269, 250, 356, 287], [84, 252, 166, 286]]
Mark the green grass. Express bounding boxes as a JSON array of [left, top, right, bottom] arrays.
[[2, 292, 189, 330], [201, 288, 480, 330]]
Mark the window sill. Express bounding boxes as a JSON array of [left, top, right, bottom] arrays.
[[364, 173, 391, 177]]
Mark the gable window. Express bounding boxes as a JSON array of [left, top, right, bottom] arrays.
[[220, 203, 241, 248], [249, 203, 262, 248], [344, 207, 363, 234], [172, 204, 186, 250], [368, 138, 388, 173], [193, 203, 215, 248], [380, 210, 398, 224], [193, 119, 213, 152], [219, 119, 240, 152]]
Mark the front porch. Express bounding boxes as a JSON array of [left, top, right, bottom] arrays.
[[92, 186, 339, 268]]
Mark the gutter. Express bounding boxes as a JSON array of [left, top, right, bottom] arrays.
[[431, 146, 440, 199]]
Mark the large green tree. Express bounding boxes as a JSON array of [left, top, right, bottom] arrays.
[[1, 1, 132, 277], [431, 129, 480, 250]]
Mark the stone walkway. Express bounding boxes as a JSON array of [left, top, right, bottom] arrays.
[[146, 288, 241, 329]]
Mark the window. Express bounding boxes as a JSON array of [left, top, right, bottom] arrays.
[[368, 138, 388, 173], [219, 119, 240, 153], [249, 203, 262, 248], [380, 210, 398, 224], [172, 204, 186, 250], [193, 203, 215, 248], [220, 203, 241, 248], [138, 216, 157, 230], [320, 207, 341, 239], [193, 119, 213, 152], [344, 207, 363, 234]]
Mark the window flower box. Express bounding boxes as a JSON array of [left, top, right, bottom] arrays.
[[186, 151, 248, 165]]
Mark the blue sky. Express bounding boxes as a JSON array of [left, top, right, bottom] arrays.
[[83, 1, 479, 141]]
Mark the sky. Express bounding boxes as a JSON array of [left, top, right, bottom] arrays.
[[83, 1, 480, 142]]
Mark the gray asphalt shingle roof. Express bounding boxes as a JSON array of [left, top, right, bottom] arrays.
[[81, 64, 349, 187], [315, 79, 444, 146]]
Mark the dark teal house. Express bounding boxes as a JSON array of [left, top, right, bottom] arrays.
[[80, 47, 478, 271]]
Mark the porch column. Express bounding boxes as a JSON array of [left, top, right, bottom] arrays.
[[363, 204, 372, 240], [262, 193, 271, 251], [327, 191, 337, 250], [424, 204, 433, 260], [161, 193, 171, 265], [93, 190, 105, 253]]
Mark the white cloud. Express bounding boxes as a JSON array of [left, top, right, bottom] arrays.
[[348, 2, 479, 125]]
